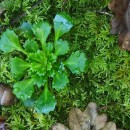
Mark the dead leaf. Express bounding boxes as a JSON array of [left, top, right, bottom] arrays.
[[81, 113, 91, 130], [51, 102, 123, 130], [69, 108, 82, 130], [51, 123, 69, 130], [84, 102, 97, 126], [93, 114, 107, 130], [118, 32, 130, 50], [0, 116, 6, 130], [109, 0, 130, 51], [69, 108, 90, 130], [110, 17, 120, 34], [102, 122, 116, 130]]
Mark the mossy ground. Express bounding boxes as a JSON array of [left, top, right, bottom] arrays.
[[0, 0, 130, 130]]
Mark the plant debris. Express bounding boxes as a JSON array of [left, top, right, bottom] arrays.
[[51, 123, 69, 130], [0, 116, 6, 130], [109, 0, 130, 51], [69, 108, 90, 130], [51, 102, 123, 130], [0, 83, 15, 106]]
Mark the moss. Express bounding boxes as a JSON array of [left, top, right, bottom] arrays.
[[0, 0, 130, 129]]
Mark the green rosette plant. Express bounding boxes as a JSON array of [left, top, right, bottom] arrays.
[[0, 13, 89, 114]]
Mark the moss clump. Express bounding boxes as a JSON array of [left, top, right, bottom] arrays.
[[0, 0, 130, 129]]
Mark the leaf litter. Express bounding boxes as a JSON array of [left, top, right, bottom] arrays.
[[51, 102, 123, 130]]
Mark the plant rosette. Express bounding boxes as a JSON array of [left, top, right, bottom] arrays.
[[0, 13, 89, 114]]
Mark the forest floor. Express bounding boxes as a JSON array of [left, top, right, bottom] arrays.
[[0, 0, 130, 130]]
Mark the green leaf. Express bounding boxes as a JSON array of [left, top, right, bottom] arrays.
[[33, 75, 46, 88], [54, 13, 73, 41], [13, 79, 34, 101], [28, 50, 47, 63], [64, 51, 88, 74], [23, 39, 39, 53], [32, 21, 51, 46], [34, 87, 56, 114], [52, 71, 69, 91], [0, 29, 26, 54], [24, 97, 35, 107], [47, 61, 52, 71], [46, 42, 54, 53], [55, 39, 69, 56], [10, 57, 30, 80], [47, 68, 55, 78], [19, 22, 33, 39], [47, 53, 57, 63], [30, 62, 46, 76], [53, 61, 65, 71]]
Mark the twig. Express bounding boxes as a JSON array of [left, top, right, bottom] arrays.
[[10, 0, 43, 25], [98, 106, 109, 111], [0, 0, 43, 33], [96, 10, 113, 16]]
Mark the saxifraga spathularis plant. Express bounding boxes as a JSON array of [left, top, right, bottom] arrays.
[[0, 13, 89, 114]]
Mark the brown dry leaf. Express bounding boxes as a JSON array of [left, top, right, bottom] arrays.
[[69, 108, 90, 130], [109, 0, 130, 51], [69, 108, 82, 130], [81, 113, 91, 130], [84, 102, 97, 126], [51, 102, 124, 130], [109, 0, 129, 34], [110, 17, 120, 35], [51, 123, 69, 130], [102, 122, 116, 130], [93, 114, 107, 130], [0, 116, 6, 130]]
